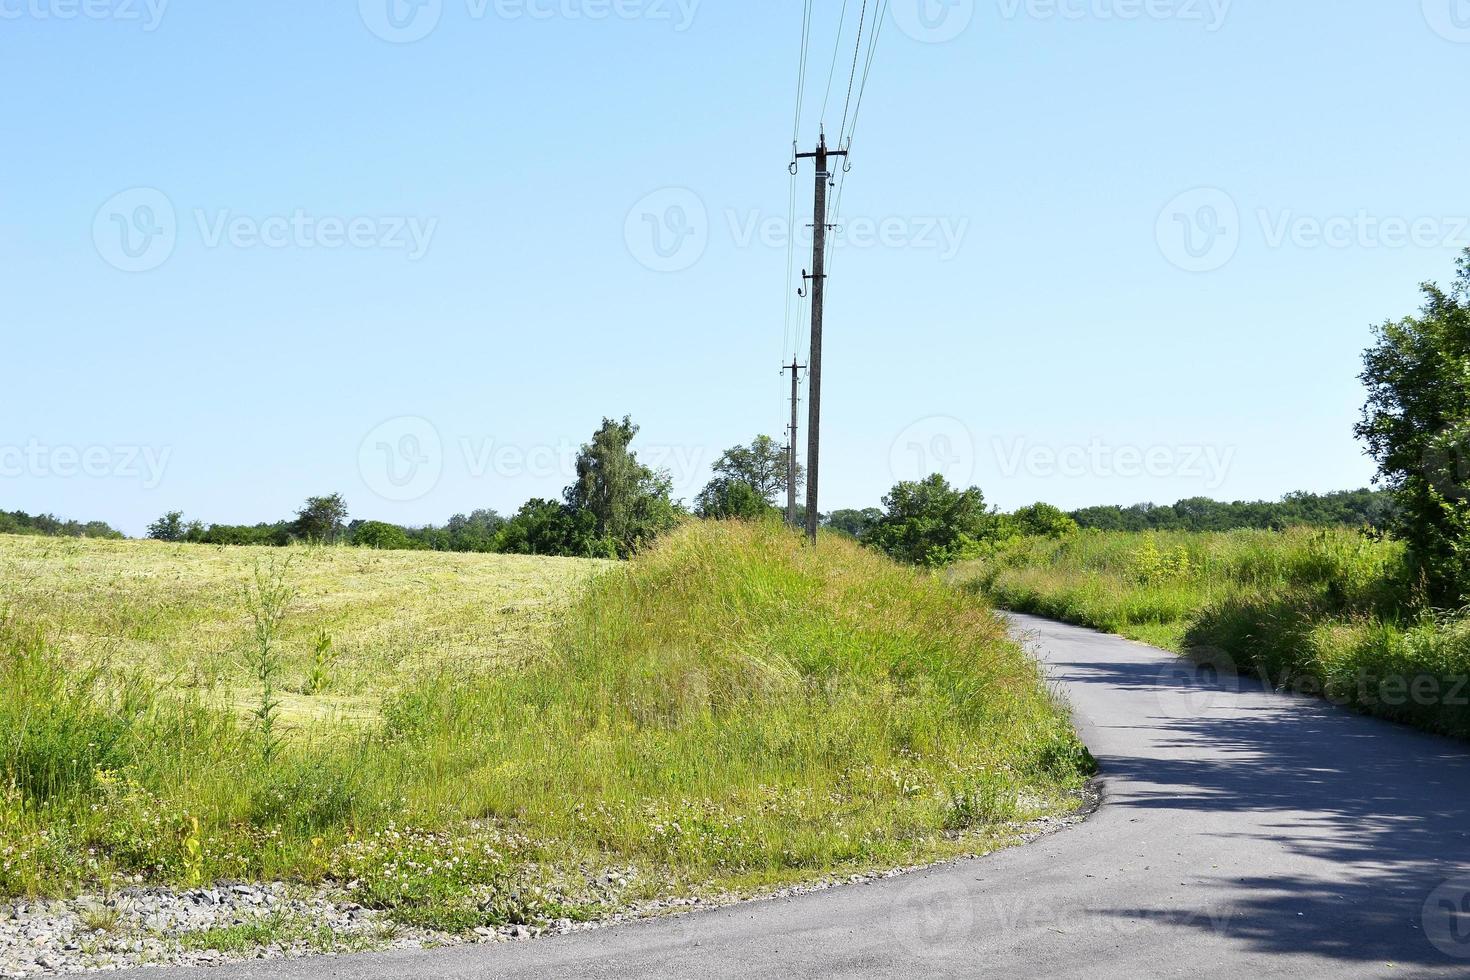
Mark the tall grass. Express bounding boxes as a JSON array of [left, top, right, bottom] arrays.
[[958, 527, 1470, 738], [0, 523, 1091, 929]]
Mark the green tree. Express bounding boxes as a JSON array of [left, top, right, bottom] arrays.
[[824, 507, 882, 539], [565, 416, 680, 556], [695, 477, 773, 520], [1011, 502, 1080, 538], [864, 474, 1000, 566], [147, 510, 187, 542], [709, 435, 801, 503], [497, 498, 612, 558], [351, 520, 416, 550], [1357, 250, 1470, 604], [292, 494, 349, 544]]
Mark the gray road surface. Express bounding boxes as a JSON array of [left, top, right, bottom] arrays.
[[142, 613, 1470, 978]]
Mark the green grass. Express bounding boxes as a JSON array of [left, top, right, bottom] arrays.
[[956, 527, 1470, 738], [0, 522, 1092, 933], [174, 912, 392, 954]]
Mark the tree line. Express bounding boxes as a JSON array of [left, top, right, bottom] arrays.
[[129, 415, 1391, 568], [0, 509, 122, 540]]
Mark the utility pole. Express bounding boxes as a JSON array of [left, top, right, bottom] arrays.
[[794, 131, 846, 544], [782, 358, 805, 528]]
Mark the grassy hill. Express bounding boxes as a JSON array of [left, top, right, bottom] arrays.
[[0, 523, 1092, 934]]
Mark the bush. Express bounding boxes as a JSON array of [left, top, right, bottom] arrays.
[[864, 474, 1003, 566]]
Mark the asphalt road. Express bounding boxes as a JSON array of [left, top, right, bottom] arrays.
[[147, 614, 1470, 978]]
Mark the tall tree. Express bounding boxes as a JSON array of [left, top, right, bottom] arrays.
[[1357, 249, 1470, 604], [565, 416, 679, 556], [147, 510, 187, 542], [710, 435, 802, 503], [292, 494, 349, 544]]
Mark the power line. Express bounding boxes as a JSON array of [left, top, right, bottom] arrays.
[[824, 0, 888, 280], [837, 0, 869, 148], [820, 0, 851, 131], [786, 0, 815, 366], [844, 0, 888, 155], [792, 0, 813, 148]]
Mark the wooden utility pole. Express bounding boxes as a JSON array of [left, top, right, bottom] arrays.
[[794, 132, 846, 544], [782, 359, 805, 528]]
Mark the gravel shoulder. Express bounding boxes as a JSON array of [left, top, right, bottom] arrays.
[[1, 803, 1093, 977]]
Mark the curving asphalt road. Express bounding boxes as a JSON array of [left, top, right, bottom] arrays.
[[147, 614, 1470, 978]]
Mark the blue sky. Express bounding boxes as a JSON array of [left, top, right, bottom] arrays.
[[3, 0, 1467, 536]]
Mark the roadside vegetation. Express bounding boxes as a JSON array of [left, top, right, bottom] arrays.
[[957, 528, 1470, 738], [0, 522, 1092, 932], [959, 252, 1470, 741]]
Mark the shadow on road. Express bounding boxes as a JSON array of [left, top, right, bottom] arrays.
[[1040, 641, 1470, 969]]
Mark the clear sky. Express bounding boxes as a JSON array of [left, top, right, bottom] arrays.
[[3, 0, 1467, 536]]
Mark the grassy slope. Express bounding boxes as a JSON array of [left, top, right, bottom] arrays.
[[957, 527, 1470, 738], [1, 523, 1091, 932], [0, 534, 605, 725]]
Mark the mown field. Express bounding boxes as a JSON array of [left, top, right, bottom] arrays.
[[958, 527, 1470, 738], [1, 523, 1092, 937]]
